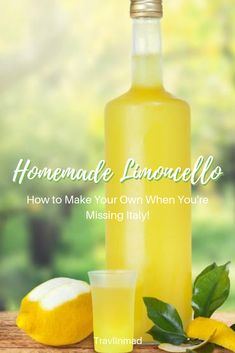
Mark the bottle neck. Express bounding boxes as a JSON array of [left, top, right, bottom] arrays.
[[131, 18, 163, 88]]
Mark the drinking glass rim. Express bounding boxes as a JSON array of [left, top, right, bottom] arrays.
[[88, 270, 137, 276]]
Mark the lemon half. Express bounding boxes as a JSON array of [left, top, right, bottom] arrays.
[[17, 277, 92, 346]]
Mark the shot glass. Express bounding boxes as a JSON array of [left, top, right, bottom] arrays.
[[88, 270, 137, 353]]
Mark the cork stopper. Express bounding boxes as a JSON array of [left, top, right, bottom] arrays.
[[130, 0, 163, 18]]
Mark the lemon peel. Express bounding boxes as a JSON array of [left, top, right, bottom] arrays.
[[187, 317, 235, 352], [17, 277, 93, 346]]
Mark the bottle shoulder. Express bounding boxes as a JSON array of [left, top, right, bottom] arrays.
[[105, 86, 190, 112]]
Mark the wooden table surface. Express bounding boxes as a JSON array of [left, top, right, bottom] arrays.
[[0, 312, 234, 352]]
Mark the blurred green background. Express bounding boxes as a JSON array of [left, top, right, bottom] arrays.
[[0, 0, 234, 311]]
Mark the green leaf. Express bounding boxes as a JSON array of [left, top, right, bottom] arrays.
[[192, 263, 230, 318], [186, 344, 215, 353], [193, 263, 216, 287], [196, 343, 216, 353], [143, 297, 188, 344], [159, 339, 211, 352], [158, 331, 216, 352], [186, 342, 216, 353], [230, 324, 235, 331], [147, 325, 188, 345], [143, 297, 185, 333]]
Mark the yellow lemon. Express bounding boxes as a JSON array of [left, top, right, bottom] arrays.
[[17, 277, 92, 346], [187, 317, 235, 352]]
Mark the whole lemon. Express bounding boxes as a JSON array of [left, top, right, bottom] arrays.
[[17, 277, 92, 346]]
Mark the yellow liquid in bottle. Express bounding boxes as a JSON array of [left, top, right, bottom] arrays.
[[91, 286, 135, 353], [105, 54, 192, 341]]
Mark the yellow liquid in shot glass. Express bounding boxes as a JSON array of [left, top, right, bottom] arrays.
[[92, 286, 135, 353]]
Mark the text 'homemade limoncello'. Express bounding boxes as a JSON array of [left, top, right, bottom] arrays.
[[105, 0, 192, 342]]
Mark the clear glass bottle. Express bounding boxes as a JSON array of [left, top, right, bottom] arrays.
[[105, 0, 192, 342]]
